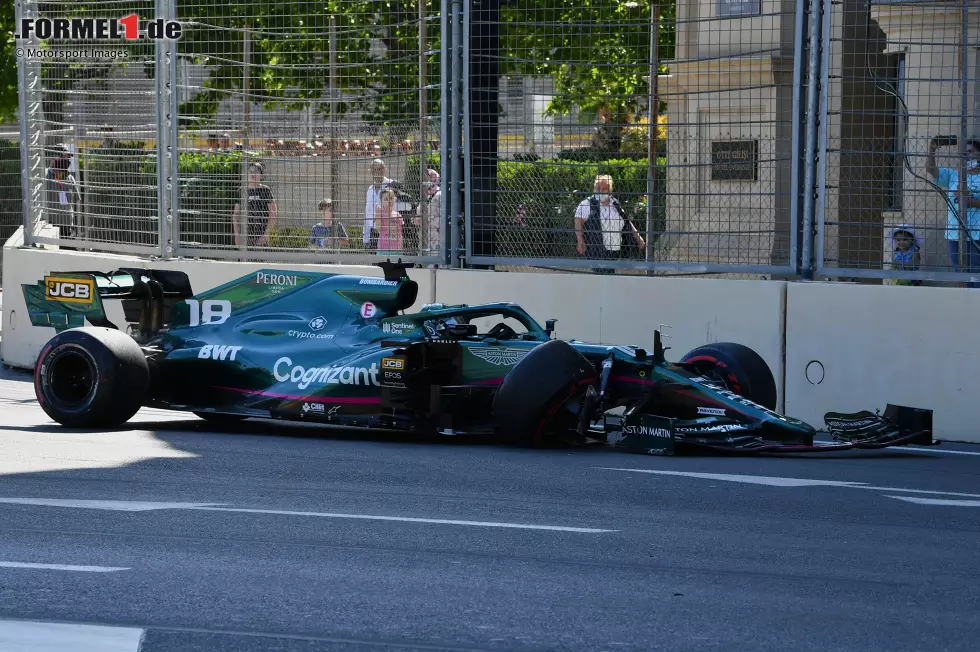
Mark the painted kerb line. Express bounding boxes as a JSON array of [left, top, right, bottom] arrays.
[[0, 561, 129, 572], [0, 498, 617, 533], [194, 506, 619, 533]]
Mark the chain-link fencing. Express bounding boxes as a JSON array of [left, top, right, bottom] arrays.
[[15, 0, 443, 264], [17, 0, 161, 255], [11, 0, 980, 285], [172, 0, 443, 264], [815, 0, 980, 286], [461, 0, 803, 275]]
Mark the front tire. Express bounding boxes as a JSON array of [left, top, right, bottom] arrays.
[[679, 342, 777, 410], [492, 340, 598, 447], [34, 327, 149, 428]]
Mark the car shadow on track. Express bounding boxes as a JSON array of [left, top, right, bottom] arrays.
[[1, 417, 942, 460]]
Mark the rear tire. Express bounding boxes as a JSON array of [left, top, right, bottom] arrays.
[[34, 327, 149, 428], [492, 340, 598, 447], [679, 342, 777, 410]]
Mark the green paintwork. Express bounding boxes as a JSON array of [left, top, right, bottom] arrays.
[[21, 273, 107, 332], [24, 266, 818, 442]]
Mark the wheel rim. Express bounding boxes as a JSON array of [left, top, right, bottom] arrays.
[[46, 348, 97, 408]]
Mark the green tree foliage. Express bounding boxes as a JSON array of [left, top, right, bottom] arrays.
[[0, 8, 18, 123], [175, 0, 440, 128], [501, 1, 676, 151], [1, 1, 673, 137]]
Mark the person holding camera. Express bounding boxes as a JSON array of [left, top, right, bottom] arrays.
[[574, 175, 645, 274], [926, 136, 980, 285]]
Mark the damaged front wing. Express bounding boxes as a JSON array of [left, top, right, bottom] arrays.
[[613, 404, 938, 456]]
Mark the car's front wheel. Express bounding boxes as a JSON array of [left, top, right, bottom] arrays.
[[34, 327, 149, 428], [492, 340, 598, 447], [679, 342, 777, 410]]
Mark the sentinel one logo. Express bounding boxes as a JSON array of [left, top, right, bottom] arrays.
[[16, 16, 182, 41]]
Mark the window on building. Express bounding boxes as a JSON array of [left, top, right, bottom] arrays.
[[882, 53, 906, 211]]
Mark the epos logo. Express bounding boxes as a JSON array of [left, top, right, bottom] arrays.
[[16, 16, 182, 41], [44, 276, 94, 304]]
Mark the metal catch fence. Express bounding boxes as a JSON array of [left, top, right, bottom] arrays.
[[816, 0, 980, 287], [11, 0, 980, 285]]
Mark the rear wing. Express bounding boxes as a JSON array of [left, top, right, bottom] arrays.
[[21, 268, 194, 340]]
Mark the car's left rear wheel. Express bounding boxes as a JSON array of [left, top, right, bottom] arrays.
[[35, 327, 150, 428]]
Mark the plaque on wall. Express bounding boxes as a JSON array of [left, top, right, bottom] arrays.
[[710, 140, 758, 182], [717, 0, 762, 18]]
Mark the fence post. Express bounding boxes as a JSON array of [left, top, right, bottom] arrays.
[[645, 4, 660, 266], [800, 0, 823, 280], [958, 0, 970, 276], [16, 0, 42, 247], [440, 0, 451, 265], [237, 28, 251, 259], [329, 18, 337, 226], [156, 0, 179, 258], [788, 0, 807, 276], [419, 0, 429, 256], [450, 0, 463, 268]]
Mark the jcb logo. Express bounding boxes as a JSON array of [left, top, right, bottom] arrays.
[[382, 357, 405, 370], [44, 277, 94, 304]]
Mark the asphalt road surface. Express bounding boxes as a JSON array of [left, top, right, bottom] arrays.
[[1, 365, 980, 652]]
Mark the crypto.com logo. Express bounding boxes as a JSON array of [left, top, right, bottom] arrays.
[[16, 15, 182, 41]]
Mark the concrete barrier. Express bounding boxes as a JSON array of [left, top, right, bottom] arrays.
[[434, 269, 789, 410], [1, 232, 435, 370], [784, 281, 980, 443]]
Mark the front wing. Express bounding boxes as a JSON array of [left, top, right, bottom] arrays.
[[614, 404, 937, 455]]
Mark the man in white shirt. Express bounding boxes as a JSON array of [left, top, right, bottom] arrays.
[[574, 174, 644, 274], [363, 159, 395, 250]]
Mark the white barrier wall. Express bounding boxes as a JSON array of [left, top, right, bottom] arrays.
[[0, 235, 434, 370], [785, 282, 980, 443], [434, 269, 789, 410]]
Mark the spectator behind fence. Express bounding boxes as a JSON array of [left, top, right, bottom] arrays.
[[45, 146, 80, 240], [890, 225, 923, 287], [233, 162, 277, 249], [363, 158, 395, 251], [925, 136, 980, 287], [574, 175, 645, 274], [417, 168, 442, 254], [309, 198, 348, 250], [375, 188, 403, 256]]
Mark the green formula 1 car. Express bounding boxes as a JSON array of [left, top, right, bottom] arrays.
[[24, 261, 937, 455]]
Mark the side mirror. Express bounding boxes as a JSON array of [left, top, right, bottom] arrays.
[[443, 323, 477, 339], [545, 319, 557, 338]]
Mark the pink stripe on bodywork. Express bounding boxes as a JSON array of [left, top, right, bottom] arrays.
[[211, 386, 382, 404]]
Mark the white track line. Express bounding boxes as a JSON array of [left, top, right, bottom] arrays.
[[895, 446, 980, 457], [597, 468, 980, 498], [194, 506, 618, 533], [0, 562, 129, 572], [0, 620, 144, 652], [886, 496, 980, 507]]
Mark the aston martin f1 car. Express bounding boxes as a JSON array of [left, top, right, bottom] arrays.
[[26, 262, 937, 455]]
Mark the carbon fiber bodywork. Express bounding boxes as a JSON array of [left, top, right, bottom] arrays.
[[24, 263, 938, 454]]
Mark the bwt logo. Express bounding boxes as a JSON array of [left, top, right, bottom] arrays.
[[17, 16, 182, 41]]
